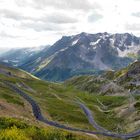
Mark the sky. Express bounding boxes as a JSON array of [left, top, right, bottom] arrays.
[[0, 0, 140, 50]]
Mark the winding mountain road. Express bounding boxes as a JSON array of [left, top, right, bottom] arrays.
[[77, 101, 109, 132], [76, 99, 140, 140], [4, 81, 140, 140]]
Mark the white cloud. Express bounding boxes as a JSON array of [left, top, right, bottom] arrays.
[[132, 12, 140, 18], [125, 23, 140, 31], [88, 12, 103, 22], [15, 0, 101, 11], [0, 0, 140, 49]]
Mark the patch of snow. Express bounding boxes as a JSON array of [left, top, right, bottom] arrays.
[[109, 38, 115, 47], [90, 39, 100, 46], [100, 34, 109, 40], [11, 60, 19, 63], [2, 60, 9, 63], [29, 53, 33, 56], [70, 36, 74, 39], [117, 43, 140, 57], [105, 34, 109, 37], [72, 39, 78, 46], [117, 48, 125, 57], [60, 47, 69, 52]]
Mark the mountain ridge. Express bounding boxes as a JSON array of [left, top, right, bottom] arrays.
[[29, 32, 140, 81], [0, 45, 50, 67], [1, 32, 140, 81]]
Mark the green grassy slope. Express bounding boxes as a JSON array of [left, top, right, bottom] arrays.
[[1, 64, 140, 139], [65, 61, 140, 138], [0, 65, 115, 140]]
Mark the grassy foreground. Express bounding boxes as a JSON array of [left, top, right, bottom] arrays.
[[0, 117, 97, 140]]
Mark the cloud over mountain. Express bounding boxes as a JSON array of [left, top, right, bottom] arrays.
[[0, 0, 140, 48]]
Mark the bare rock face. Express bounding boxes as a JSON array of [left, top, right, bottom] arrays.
[[100, 82, 126, 95]]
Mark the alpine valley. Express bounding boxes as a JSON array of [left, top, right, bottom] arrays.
[[1, 32, 140, 140]]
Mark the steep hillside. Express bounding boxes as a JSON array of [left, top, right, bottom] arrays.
[[19, 32, 140, 81], [65, 61, 140, 95], [0, 64, 117, 140], [0, 64, 38, 121], [2, 64, 140, 139], [112, 61, 140, 94], [65, 61, 140, 138], [65, 75, 126, 96]]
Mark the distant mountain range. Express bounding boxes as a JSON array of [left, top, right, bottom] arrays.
[[1, 32, 140, 81], [0, 45, 50, 67]]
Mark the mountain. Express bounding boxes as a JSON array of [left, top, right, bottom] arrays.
[[1, 32, 140, 81], [65, 61, 140, 95], [0, 45, 50, 67], [1, 63, 140, 139], [19, 32, 140, 81]]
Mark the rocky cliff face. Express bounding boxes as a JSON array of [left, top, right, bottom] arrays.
[[34, 32, 140, 81]]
